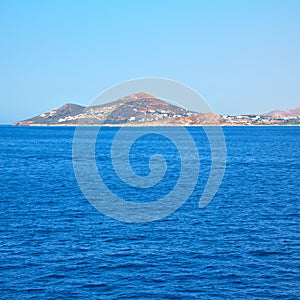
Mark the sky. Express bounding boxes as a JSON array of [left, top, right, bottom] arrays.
[[1, 0, 300, 123]]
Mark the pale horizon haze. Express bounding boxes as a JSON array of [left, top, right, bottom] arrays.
[[1, 0, 300, 123]]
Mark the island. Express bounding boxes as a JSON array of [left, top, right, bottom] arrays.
[[13, 92, 300, 126]]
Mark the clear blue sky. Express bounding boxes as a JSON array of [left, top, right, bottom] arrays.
[[1, 0, 300, 123]]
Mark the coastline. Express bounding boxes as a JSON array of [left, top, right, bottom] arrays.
[[10, 123, 300, 127]]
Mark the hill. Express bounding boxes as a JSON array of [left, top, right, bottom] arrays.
[[13, 92, 221, 126], [264, 107, 300, 118]]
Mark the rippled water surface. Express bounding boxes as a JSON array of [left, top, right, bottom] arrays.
[[1, 126, 299, 299]]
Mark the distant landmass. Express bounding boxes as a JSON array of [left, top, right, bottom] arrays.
[[264, 107, 300, 118], [13, 92, 300, 126]]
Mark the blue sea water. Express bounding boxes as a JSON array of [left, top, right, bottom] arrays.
[[0, 125, 299, 299]]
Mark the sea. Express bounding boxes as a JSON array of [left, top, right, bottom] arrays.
[[0, 125, 299, 299]]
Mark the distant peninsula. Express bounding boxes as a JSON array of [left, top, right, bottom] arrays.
[[13, 92, 300, 126]]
